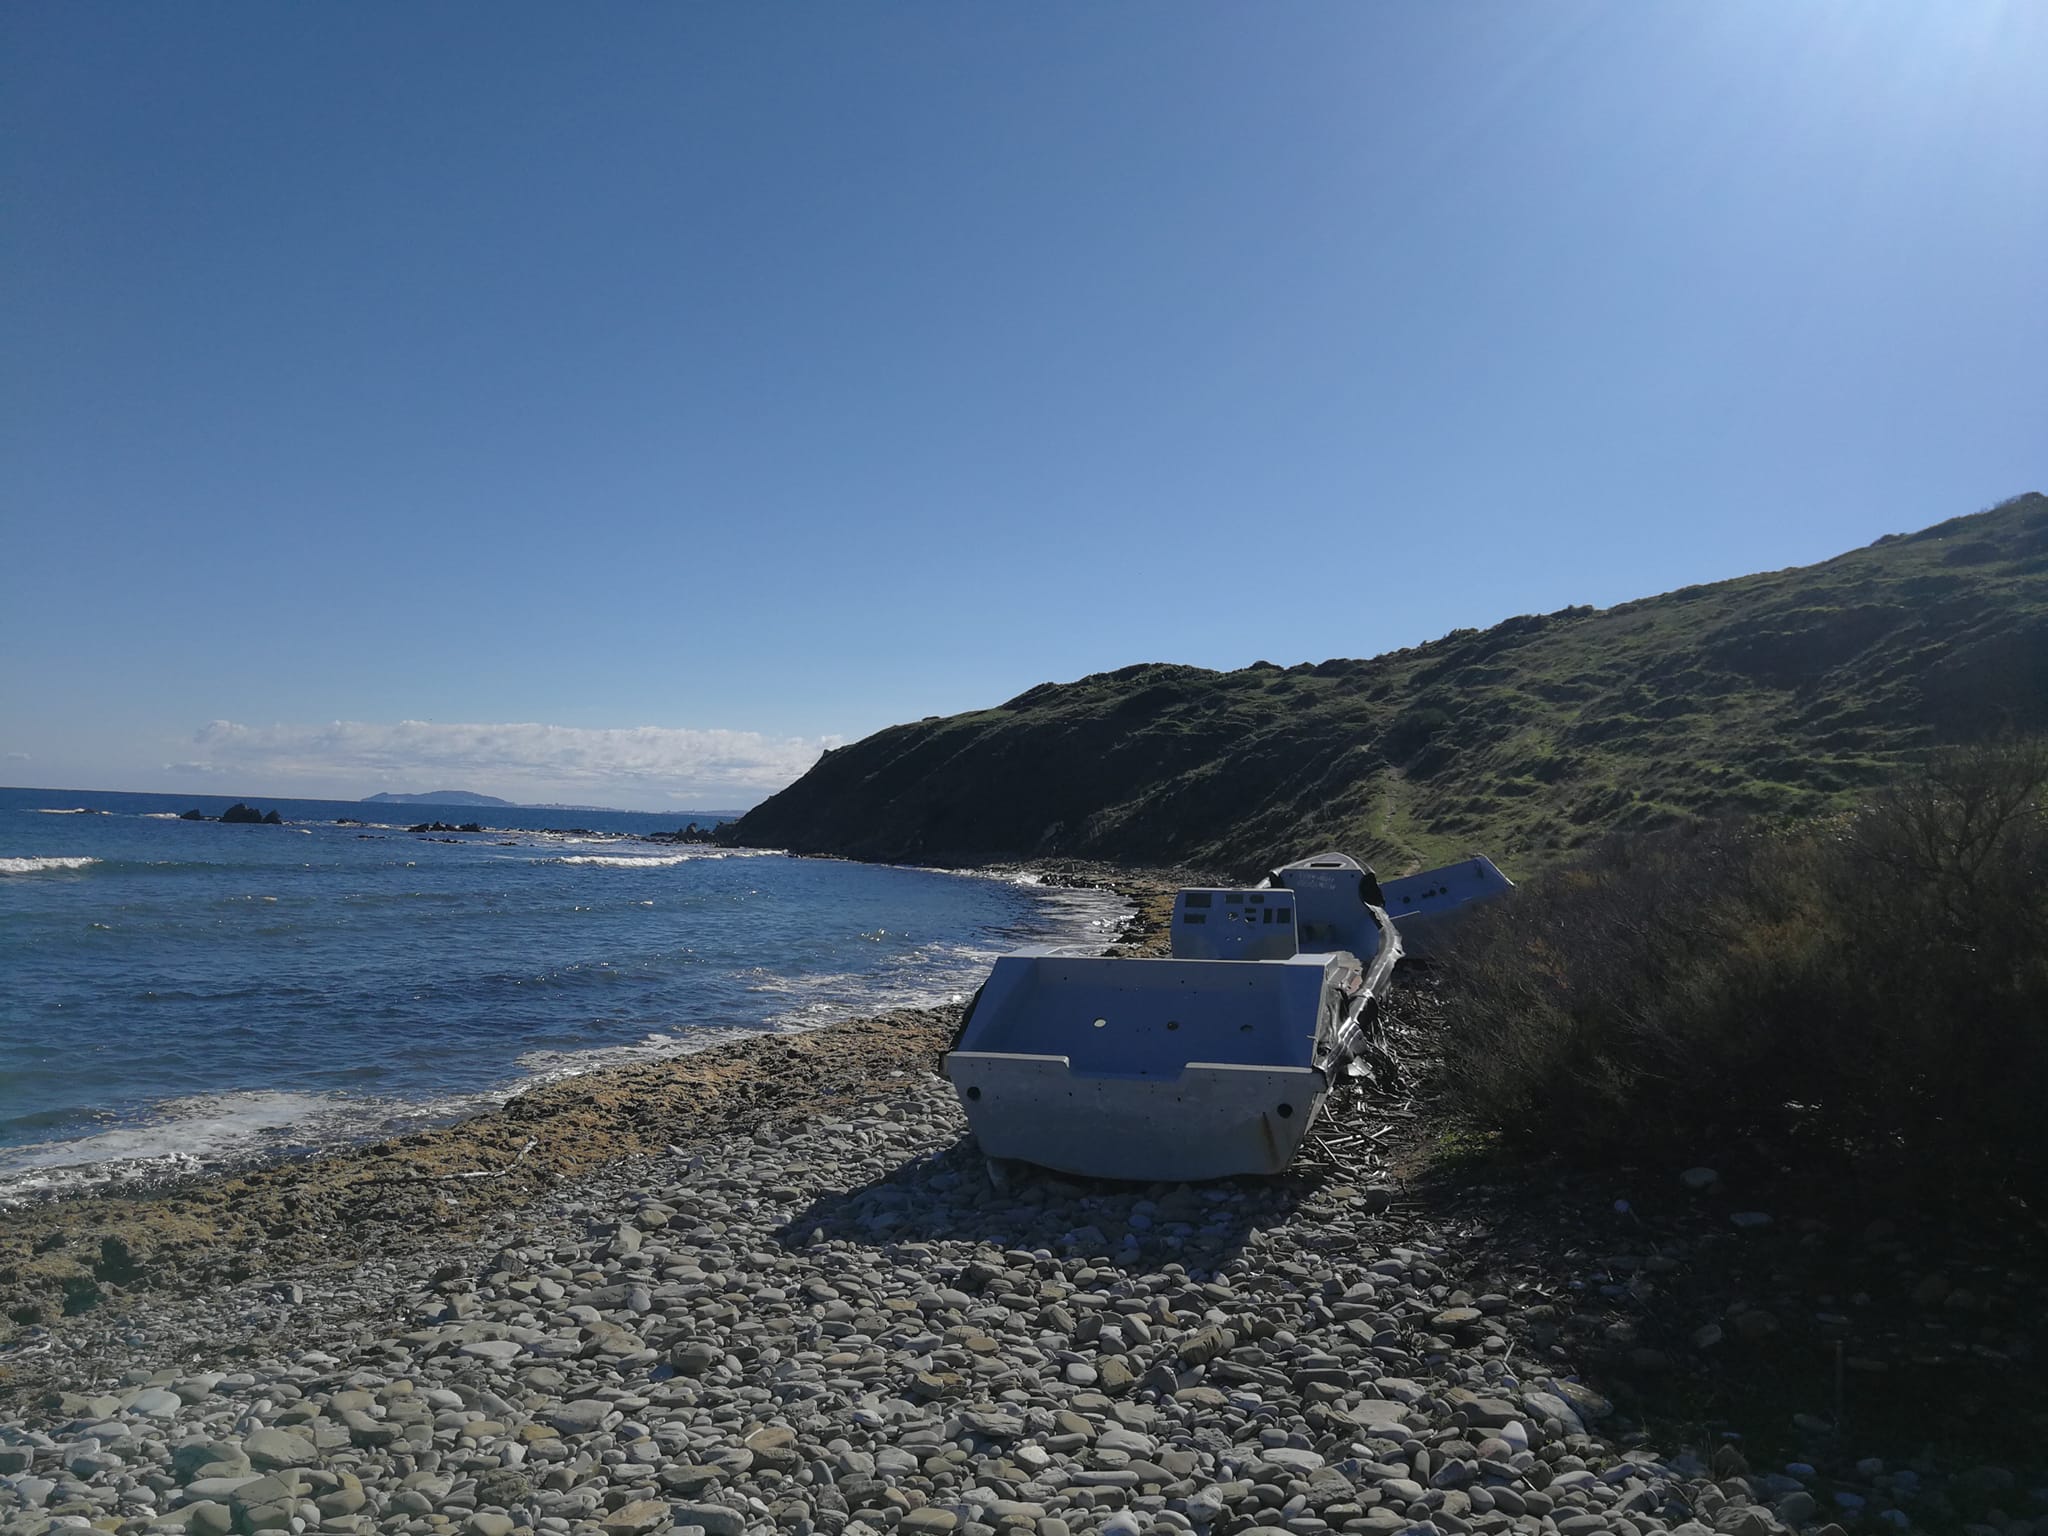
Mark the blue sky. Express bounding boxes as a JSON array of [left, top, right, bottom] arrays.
[[4, 3, 2043, 808]]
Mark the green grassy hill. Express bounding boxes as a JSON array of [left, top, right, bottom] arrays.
[[732, 493, 2048, 878]]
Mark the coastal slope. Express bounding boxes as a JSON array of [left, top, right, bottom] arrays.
[[732, 493, 2048, 876]]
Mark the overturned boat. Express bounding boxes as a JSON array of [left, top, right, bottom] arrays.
[[944, 852, 1511, 1181]]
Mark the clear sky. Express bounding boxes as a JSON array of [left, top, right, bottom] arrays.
[[4, 3, 2043, 809]]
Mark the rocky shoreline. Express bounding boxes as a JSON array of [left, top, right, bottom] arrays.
[[12, 1057, 2036, 1536], [0, 867, 1173, 1342], [3, 870, 2043, 1536], [0, 860, 1171, 1343]]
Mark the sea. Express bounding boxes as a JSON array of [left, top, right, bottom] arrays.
[[0, 785, 1124, 1202]]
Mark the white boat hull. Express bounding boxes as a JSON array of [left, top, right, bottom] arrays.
[[946, 1052, 1324, 1181], [942, 852, 1508, 1182]]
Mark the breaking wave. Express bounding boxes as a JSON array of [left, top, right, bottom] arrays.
[[547, 849, 770, 868], [513, 1026, 773, 1080], [552, 853, 697, 868], [0, 1086, 511, 1204], [0, 856, 101, 875]]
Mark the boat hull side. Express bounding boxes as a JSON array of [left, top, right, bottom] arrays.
[[944, 1052, 1324, 1181]]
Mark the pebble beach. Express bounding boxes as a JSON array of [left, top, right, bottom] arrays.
[[0, 1066, 1800, 1536], [2, 879, 2041, 1536]]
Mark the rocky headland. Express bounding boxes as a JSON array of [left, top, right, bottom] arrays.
[[722, 494, 2048, 878]]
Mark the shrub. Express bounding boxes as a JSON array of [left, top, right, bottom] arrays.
[[1435, 739, 2048, 1206], [1377, 704, 1453, 758]]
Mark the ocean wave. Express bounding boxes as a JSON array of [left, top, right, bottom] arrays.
[[0, 853, 1129, 1198], [0, 1090, 334, 1175], [0, 856, 101, 875], [744, 962, 983, 1027], [512, 1026, 771, 1080], [0, 1085, 514, 1203], [32, 807, 98, 815], [911, 864, 1130, 922], [546, 848, 769, 868], [551, 853, 697, 868]]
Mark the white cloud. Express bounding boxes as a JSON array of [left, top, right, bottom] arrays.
[[184, 719, 838, 807], [3, 751, 27, 762]]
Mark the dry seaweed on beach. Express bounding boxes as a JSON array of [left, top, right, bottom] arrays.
[[0, 1005, 959, 1338]]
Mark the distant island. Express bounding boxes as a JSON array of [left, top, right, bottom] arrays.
[[358, 789, 738, 818], [361, 790, 516, 807]]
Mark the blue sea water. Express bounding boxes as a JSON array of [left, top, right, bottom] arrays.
[[0, 786, 1122, 1197]]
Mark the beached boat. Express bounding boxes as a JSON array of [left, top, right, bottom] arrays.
[[943, 851, 1511, 1181]]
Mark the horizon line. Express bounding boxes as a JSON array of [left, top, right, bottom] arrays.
[[0, 783, 753, 817]]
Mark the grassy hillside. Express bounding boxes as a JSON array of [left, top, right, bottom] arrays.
[[732, 493, 2048, 877]]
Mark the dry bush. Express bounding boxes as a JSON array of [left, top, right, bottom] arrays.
[[1435, 739, 2048, 1204]]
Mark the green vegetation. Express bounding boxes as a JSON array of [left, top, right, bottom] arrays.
[[733, 493, 2048, 876], [1432, 738, 2048, 1204]]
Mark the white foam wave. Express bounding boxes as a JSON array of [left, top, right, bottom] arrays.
[[552, 853, 696, 868], [140, 812, 183, 819], [32, 807, 93, 814], [547, 848, 768, 868], [1, 1090, 334, 1176], [512, 1026, 773, 1081], [0, 1085, 516, 1204], [728, 871, 1131, 1030], [747, 954, 989, 1028], [746, 967, 864, 996], [0, 856, 101, 875]]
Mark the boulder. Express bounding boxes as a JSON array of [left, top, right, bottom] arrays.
[[228, 1473, 302, 1533], [1337, 1400, 1413, 1434], [242, 1428, 315, 1471], [544, 1398, 611, 1435], [598, 1500, 671, 1536], [172, 1441, 249, 1483], [127, 1386, 182, 1417], [671, 1506, 746, 1536]]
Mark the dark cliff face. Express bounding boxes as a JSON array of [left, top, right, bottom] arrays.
[[732, 494, 2048, 878]]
